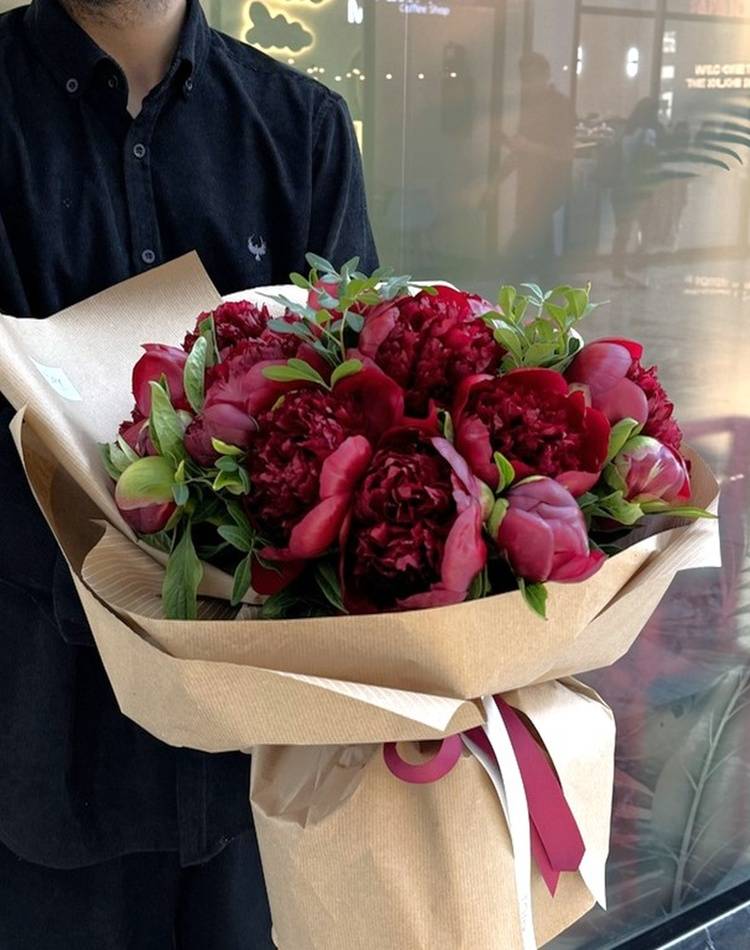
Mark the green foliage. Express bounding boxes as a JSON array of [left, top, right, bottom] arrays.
[[162, 524, 203, 620]]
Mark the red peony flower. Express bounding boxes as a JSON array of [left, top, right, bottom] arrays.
[[249, 364, 405, 562], [341, 429, 487, 612], [491, 477, 604, 584], [454, 368, 611, 496], [613, 435, 690, 503], [358, 286, 502, 415], [566, 338, 683, 452], [183, 300, 271, 355], [132, 344, 189, 416]]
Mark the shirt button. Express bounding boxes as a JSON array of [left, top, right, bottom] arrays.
[[184, 77, 194, 93], [133, 143, 146, 159], [66, 77, 79, 94], [108, 76, 119, 89], [141, 249, 156, 266]]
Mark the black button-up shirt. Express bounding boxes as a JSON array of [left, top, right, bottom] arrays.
[[0, 0, 377, 868]]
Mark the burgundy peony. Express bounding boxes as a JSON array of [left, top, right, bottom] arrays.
[[358, 286, 502, 415], [613, 435, 691, 504], [249, 364, 405, 562], [493, 477, 605, 584], [566, 338, 683, 452], [132, 344, 189, 417], [115, 455, 176, 535], [341, 430, 487, 611], [183, 300, 271, 355], [454, 368, 611, 496], [118, 413, 157, 457], [184, 402, 259, 466]]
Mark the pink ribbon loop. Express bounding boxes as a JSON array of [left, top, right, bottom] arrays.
[[384, 696, 585, 896], [383, 736, 463, 784]]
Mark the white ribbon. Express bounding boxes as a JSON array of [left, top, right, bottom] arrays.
[[461, 695, 537, 950]]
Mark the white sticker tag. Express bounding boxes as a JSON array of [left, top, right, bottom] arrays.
[[31, 359, 82, 401]]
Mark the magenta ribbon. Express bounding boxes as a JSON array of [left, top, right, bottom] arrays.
[[383, 696, 585, 896]]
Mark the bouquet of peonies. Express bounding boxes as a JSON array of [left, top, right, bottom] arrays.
[[106, 254, 707, 622], [0, 254, 720, 949]]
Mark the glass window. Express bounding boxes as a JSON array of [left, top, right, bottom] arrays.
[[669, 0, 750, 14]]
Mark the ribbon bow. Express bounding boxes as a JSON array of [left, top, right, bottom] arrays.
[[384, 695, 586, 950]]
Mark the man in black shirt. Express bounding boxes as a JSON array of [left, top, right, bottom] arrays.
[[0, 0, 377, 945]]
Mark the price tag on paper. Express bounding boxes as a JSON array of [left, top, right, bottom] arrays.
[[31, 359, 82, 401]]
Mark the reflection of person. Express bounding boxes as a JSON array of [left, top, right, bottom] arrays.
[[498, 52, 574, 283], [610, 97, 662, 285], [0, 0, 376, 947]]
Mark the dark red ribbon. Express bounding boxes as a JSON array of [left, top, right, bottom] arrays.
[[383, 696, 585, 896]]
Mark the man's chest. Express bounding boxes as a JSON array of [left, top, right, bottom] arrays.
[[0, 97, 310, 316]]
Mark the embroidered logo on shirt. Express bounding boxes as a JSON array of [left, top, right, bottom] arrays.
[[248, 235, 267, 262]]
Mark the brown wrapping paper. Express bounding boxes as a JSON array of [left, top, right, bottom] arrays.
[[0, 258, 723, 947], [250, 679, 615, 950]]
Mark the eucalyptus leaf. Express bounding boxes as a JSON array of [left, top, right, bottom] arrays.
[[218, 524, 253, 553], [98, 443, 124, 480], [305, 252, 335, 274], [171, 482, 189, 507]]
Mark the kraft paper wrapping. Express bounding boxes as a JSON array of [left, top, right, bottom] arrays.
[[0, 255, 721, 747], [0, 258, 722, 948], [250, 679, 615, 950]]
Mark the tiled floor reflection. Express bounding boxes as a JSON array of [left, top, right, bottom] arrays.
[[521, 254, 750, 949]]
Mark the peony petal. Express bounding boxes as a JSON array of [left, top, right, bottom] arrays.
[[251, 557, 305, 595], [286, 493, 353, 559], [556, 470, 601, 496], [319, 436, 373, 499], [358, 304, 399, 357], [396, 587, 467, 610], [550, 548, 606, 583], [566, 341, 634, 397], [496, 508, 554, 583], [431, 436, 479, 497], [455, 415, 497, 488], [452, 373, 493, 428], [596, 378, 649, 426], [333, 361, 405, 436], [503, 367, 569, 396], [440, 503, 487, 594]]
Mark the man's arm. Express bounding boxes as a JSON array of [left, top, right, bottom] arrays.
[[307, 95, 379, 272]]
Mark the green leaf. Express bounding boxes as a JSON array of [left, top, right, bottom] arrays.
[[640, 502, 717, 519], [289, 272, 312, 289], [260, 586, 299, 619], [315, 562, 347, 614], [230, 555, 253, 606], [603, 463, 628, 494], [519, 578, 548, 619], [305, 252, 336, 274], [172, 482, 189, 506], [524, 341, 556, 366], [211, 438, 244, 457], [116, 435, 139, 464], [212, 470, 246, 495], [148, 381, 186, 463], [198, 315, 219, 367], [597, 491, 644, 526], [217, 524, 253, 553], [493, 452, 516, 493], [437, 409, 455, 442], [468, 566, 491, 600], [564, 288, 589, 319], [98, 443, 124, 480], [183, 335, 207, 413], [331, 358, 363, 386], [116, 455, 175, 506], [215, 455, 239, 472], [345, 311, 365, 333], [498, 285, 517, 318], [493, 326, 524, 360], [267, 318, 313, 339], [162, 525, 203, 620], [487, 497, 509, 537], [606, 417, 642, 463], [262, 359, 328, 388]]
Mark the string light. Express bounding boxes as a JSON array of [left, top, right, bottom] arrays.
[[287, 57, 296, 65], [417, 72, 425, 79], [352, 68, 361, 76], [335, 75, 342, 81], [359, 74, 365, 81], [385, 72, 393, 80], [449, 71, 457, 78]]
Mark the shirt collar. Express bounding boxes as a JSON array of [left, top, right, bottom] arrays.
[[24, 0, 211, 100]]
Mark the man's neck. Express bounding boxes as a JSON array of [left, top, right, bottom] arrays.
[[62, 0, 188, 116]]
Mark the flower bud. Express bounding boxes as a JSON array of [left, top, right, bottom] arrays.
[[115, 455, 176, 534]]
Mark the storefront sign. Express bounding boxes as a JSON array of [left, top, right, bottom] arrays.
[[685, 62, 750, 89], [385, 0, 451, 16]]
